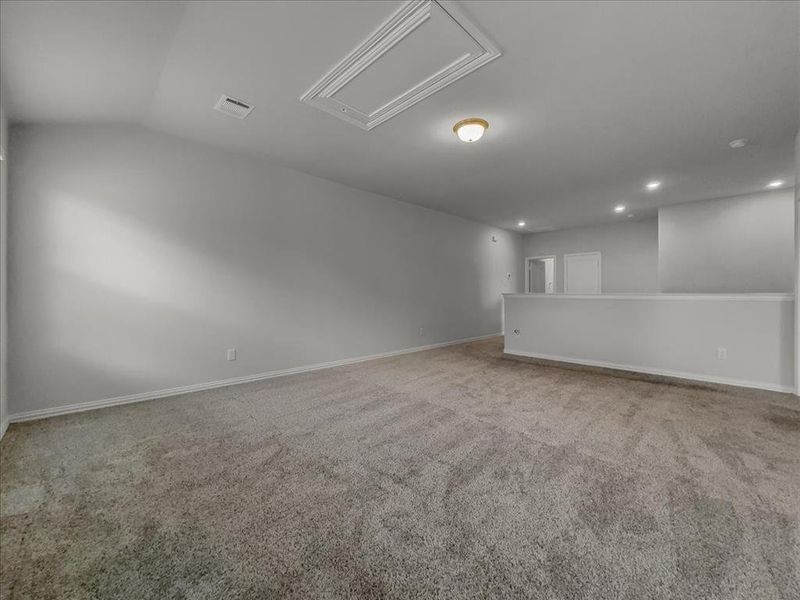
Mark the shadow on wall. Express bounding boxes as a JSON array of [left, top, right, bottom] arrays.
[[8, 125, 520, 414], [28, 194, 402, 405]]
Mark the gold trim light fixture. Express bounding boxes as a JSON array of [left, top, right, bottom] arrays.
[[453, 117, 488, 143]]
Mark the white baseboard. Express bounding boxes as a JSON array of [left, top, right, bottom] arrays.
[[9, 333, 502, 424], [504, 349, 794, 394]]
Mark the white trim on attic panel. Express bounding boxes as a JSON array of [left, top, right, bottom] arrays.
[[299, 0, 501, 130]]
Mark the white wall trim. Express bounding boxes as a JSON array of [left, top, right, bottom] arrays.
[[0, 418, 8, 440], [563, 251, 601, 294], [504, 349, 794, 394], [8, 333, 501, 424], [503, 293, 795, 301]]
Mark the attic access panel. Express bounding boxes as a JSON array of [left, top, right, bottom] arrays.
[[299, 0, 501, 130]]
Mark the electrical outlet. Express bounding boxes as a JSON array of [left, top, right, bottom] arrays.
[[226, 348, 237, 361], [716, 347, 727, 360], [513, 329, 521, 336], [419, 327, 425, 337]]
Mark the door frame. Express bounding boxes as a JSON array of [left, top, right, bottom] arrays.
[[525, 255, 556, 294], [563, 251, 601, 294]]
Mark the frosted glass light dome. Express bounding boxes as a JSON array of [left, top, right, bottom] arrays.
[[453, 118, 488, 143]]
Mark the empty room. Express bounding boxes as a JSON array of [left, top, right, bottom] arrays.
[[0, 1, 798, 598]]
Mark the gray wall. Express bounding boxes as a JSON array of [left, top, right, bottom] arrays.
[[0, 99, 7, 432], [523, 219, 659, 293], [8, 124, 523, 414], [795, 130, 799, 394], [659, 190, 795, 293], [504, 294, 794, 392]]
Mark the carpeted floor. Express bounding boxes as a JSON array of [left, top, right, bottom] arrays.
[[1, 337, 798, 599]]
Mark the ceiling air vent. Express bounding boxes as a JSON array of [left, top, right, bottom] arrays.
[[213, 95, 254, 119]]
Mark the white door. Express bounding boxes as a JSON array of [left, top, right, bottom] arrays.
[[564, 252, 601, 294], [544, 259, 554, 293], [526, 257, 555, 293]]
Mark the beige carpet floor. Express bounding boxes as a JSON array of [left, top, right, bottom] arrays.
[[1, 337, 798, 599]]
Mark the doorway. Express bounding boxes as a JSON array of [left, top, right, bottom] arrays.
[[526, 256, 555, 294]]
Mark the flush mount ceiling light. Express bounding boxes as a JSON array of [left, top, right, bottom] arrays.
[[645, 180, 661, 191], [614, 205, 626, 213], [453, 118, 488, 143], [517, 221, 526, 227], [765, 180, 785, 189], [728, 138, 749, 149]]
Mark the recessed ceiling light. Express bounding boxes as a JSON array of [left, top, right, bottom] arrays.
[[453, 118, 488, 143], [614, 205, 626, 213], [645, 180, 661, 191], [517, 221, 526, 227], [765, 180, 785, 189], [728, 138, 748, 149]]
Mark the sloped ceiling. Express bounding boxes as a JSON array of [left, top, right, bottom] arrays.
[[0, 0, 185, 122], [1, 0, 797, 231]]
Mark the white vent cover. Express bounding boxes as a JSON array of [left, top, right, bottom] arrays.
[[300, 0, 501, 130], [213, 95, 254, 119]]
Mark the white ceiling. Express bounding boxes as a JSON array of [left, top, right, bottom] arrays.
[[0, 1, 185, 122], [1, 0, 797, 231]]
